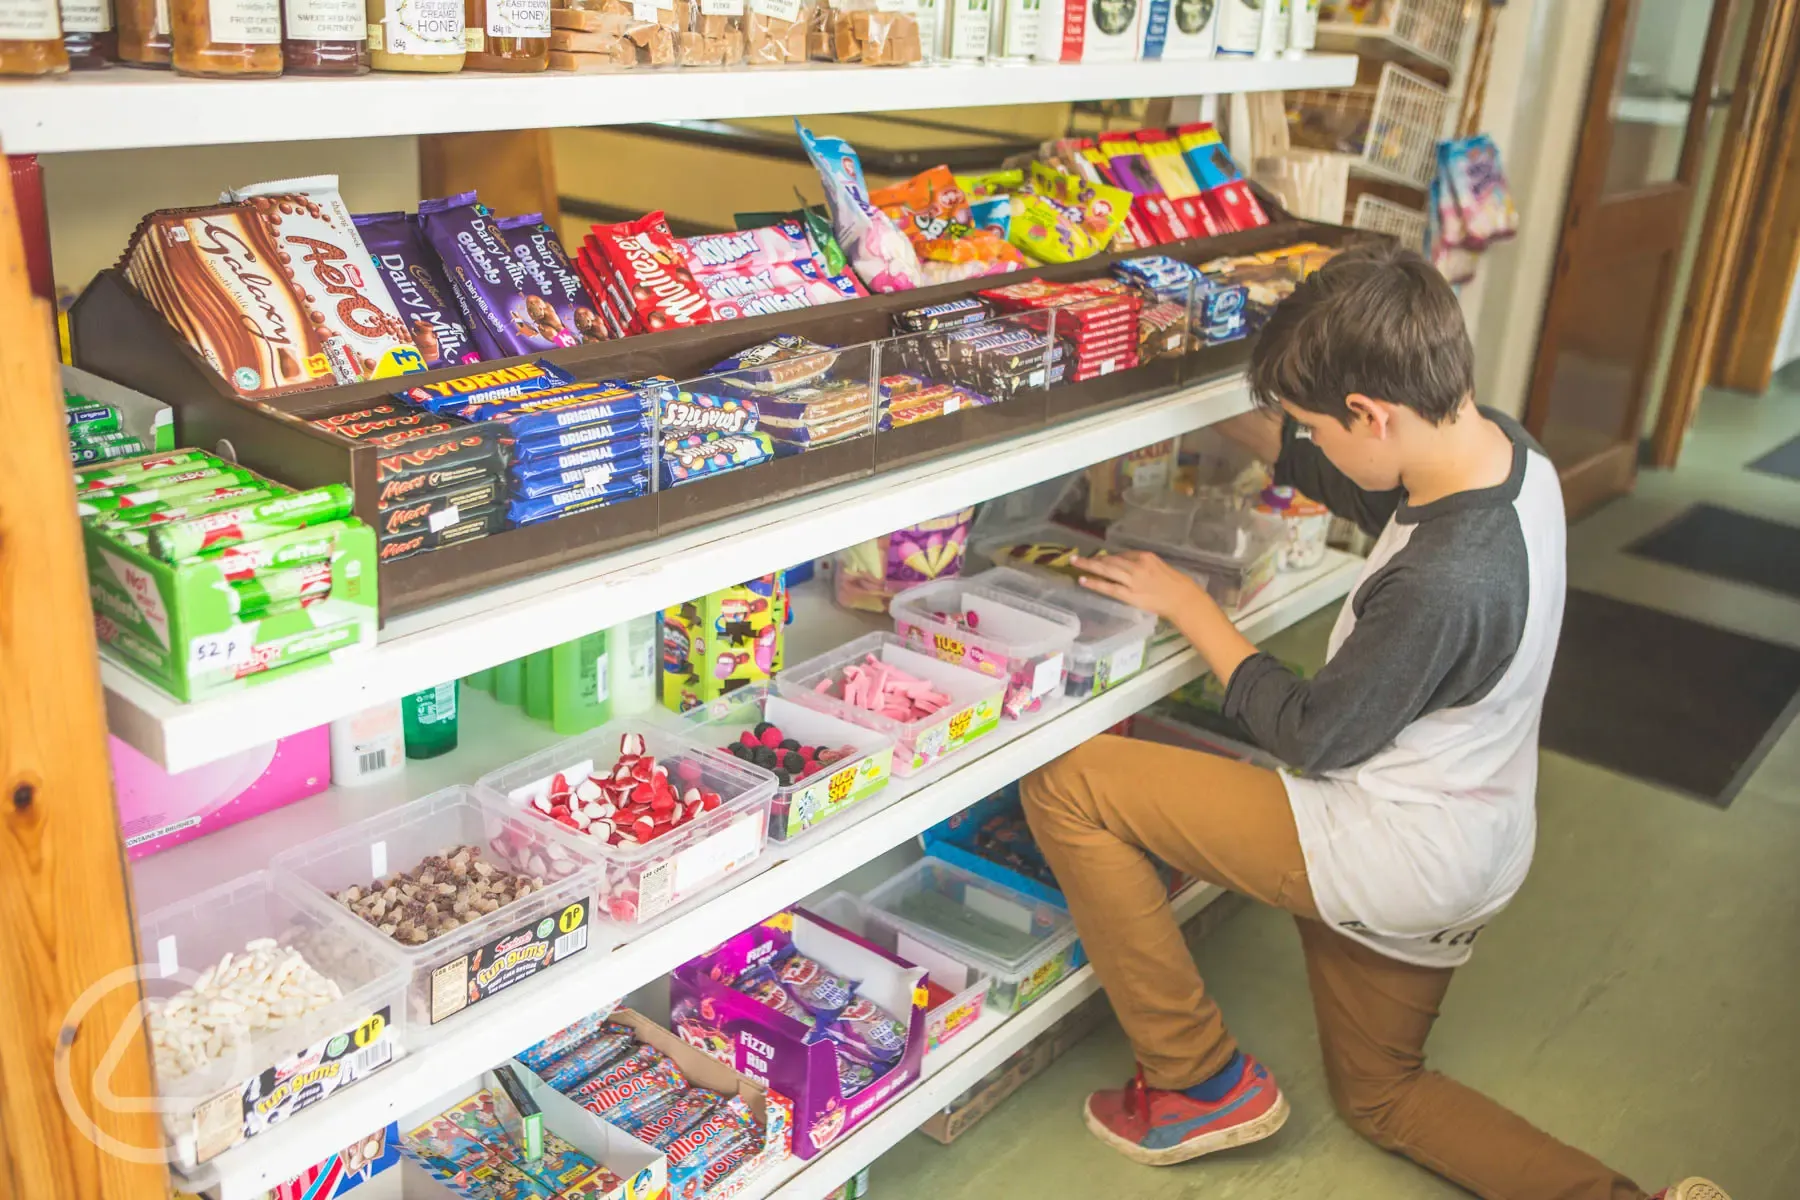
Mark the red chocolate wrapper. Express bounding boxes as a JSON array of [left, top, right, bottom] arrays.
[[584, 211, 716, 335]]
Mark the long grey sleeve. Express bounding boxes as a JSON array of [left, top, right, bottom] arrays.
[[1272, 418, 1403, 538], [1222, 510, 1529, 773]]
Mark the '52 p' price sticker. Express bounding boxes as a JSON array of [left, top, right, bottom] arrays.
[[189, 629, 255, 672]]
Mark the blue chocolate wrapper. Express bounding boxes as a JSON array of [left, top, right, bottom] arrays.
[[507, 473, 651, 526], [398, 359, 576, 413], [707, 335, 837, 393], [511, 432, 657, 489], [465, 384, 647, 440], [661, 431, 772, 487], [512, 414, 654, 462], [510, 450, 654, 500], [354, 211, 483, 369]]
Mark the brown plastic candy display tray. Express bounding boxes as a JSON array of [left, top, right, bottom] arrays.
[[70, 213, 1369, 622]]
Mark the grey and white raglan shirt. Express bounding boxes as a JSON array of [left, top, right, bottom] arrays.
[[1223, 409, 1566, 968]]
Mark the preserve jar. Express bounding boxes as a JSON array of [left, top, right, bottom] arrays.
[[283, 0, 366, 68], [172, 0, 283, 73], [116, 0, 170, 63], [463, 0, 544, 68], [0, 0, 71, 74], [366, 0, 463, 70], [61, 0, 117, 66]]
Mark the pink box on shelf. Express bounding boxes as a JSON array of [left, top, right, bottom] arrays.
[[112, 726, 331, 860], [670, 909, 927, 1161]]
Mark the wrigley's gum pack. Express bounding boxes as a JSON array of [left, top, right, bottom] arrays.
[[148, 484, 354, 561], [66, 402, 122, 435]]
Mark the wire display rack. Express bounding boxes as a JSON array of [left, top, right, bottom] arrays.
[[1316, 0, 1469, 72], [1350, 193, 1429, 250], [1285, 61, 1452, 187]]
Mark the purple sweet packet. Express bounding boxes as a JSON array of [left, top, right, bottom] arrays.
[[497, 213, 608, 347], [417, 192, 560, 360], [353, 210, 482, 369], [824, 996, 908, 1065]]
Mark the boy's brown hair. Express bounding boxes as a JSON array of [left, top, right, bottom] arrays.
[[1247, 243, 1475, 427]]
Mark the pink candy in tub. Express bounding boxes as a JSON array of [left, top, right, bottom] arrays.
[[113, 727, 330, 860], [889, 576, 1081, 719], [778, 632, 1004, 777]]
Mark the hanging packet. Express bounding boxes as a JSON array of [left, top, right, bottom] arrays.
[[796, 120, 923, 293]]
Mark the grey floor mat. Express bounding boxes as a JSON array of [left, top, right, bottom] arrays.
[[1625, 503, 1800, 600], [1541, 590, 1800, 805]]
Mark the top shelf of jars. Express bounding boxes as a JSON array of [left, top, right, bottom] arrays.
[[0, 25, 1355, 155]]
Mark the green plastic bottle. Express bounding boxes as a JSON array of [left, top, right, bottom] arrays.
[[523, 649, 554, 721], [552, 630, 612, 734], [494, 658, 524, 707], [402, 681, 460, 759], [464, 666, 494, 694]]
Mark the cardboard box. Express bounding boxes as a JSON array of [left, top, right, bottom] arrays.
[[661, 573, 788, 713], [671, 909, 927, 1159], [919, 992, 1110, 1144], [598, 1009, 792, 1200], [113, 725, 330, 860]]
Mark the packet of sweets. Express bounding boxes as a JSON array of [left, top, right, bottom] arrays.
[[869, 166, 1025, 278], [797, 121, 921, 293], [148, 484, 355, 562]]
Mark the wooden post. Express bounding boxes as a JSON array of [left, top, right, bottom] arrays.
[[0, 148, 170, 1196]]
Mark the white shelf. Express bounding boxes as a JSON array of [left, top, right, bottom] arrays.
[[742, 877, 1224, 1200], [108, 372, 1265, 775], [1, 57, 1355, 155], [171, 550, 1360, 1199]]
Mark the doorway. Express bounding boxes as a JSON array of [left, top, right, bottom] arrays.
[[1522, 0, 1741, 517]]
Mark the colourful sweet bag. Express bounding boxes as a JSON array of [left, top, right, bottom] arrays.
[[797, 121, 923, 293], [834, 507, 976, 613], [868, 166, 1025, 283], [1008, 163, 1131, 264], [1440, 135, 1519, 248]]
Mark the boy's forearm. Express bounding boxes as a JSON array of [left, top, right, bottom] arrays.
[[1171, 592, 1259, 691]]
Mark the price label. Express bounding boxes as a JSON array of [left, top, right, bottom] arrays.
[[632, 0, 660, 18], [558, 902, 587, 934], [189, 630, 253, 672], [353, 1012, 386, 1048], [428, 505, 460, 533]]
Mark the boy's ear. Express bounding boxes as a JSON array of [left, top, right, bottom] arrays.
[[1344, 392, 1392, 438]]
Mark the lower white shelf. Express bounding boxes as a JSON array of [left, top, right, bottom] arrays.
[[174, 552, 1359, 1199], [739, 880, 1224, 1200]]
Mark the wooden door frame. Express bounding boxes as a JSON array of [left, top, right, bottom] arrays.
[[0, 147, 169, 1195], [1652, 0, 1800, 462], [1523, 0, 1737, 513]]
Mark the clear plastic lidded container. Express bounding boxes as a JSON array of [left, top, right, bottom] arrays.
[[811, 891, 990, 1052], [678, 683, 895, 848], [972, 566, 1156, 700], [778, 632, 1005, 778], [1108, 485, 1284, 609], [859, 856, 1078, 1014], [968, 518, 1107, 580], [270, 786, 602, 1043], [139, 871, 408, 1171], [889, 576, 1081, 720], [477, 723, 776, 928]]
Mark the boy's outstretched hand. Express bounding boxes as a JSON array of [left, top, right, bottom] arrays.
[[1070, 550, 1261, 688], [1070, 550, 1206, 620]]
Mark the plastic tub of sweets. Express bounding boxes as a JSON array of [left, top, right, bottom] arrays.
[[811, 891, 990, 1053], [967, 518, 1108, 580], [678, 682, 896, 848], [139, 870, 409, 1170], [972, 566, 1156, 699], [271, 786, 602, 1043], [889, 577, 1081, 720], [858, 856, 1078, 1014], [1107, 486, 1283, 609], [777, 631, 1004, 778], [477, 722, 776, 928]]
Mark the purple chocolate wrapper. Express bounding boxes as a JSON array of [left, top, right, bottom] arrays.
[[354, 210, 482, 369], [418, 192, 558, 360], [497, 213, 608, 347]]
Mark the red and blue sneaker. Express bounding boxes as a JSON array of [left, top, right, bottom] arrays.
[[1083, 1054, 1290, 1166], [1654, 1181, 1730, 1200]]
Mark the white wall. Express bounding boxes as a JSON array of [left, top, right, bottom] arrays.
[[1460, 0, 1609, 419], [41, 137, 421, 295]]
